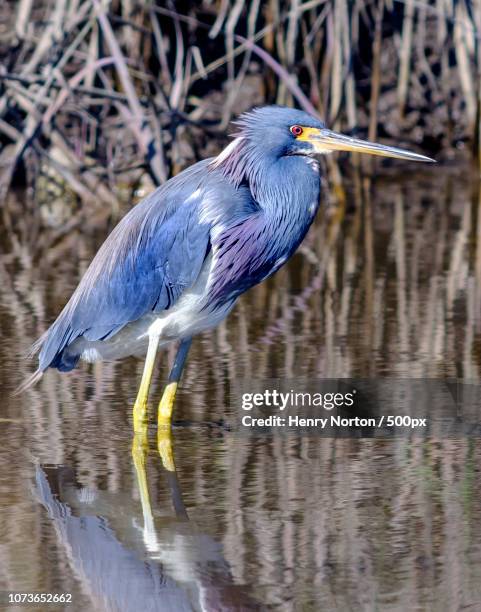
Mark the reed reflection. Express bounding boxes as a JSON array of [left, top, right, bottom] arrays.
[[1, 166, 481, 611]]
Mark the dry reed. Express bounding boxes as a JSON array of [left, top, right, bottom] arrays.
[[0, 0, 480, 225]]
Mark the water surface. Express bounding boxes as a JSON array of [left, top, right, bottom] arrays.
[[1, 162, 481, 611]]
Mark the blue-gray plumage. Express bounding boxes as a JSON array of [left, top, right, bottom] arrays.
[[21, 105, 433, 415]]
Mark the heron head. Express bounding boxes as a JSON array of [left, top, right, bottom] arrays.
[[229, 105, 434, 164], [212, 106, 433, 193]]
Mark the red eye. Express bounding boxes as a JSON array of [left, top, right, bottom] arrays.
[[290, 125, 303, 136]]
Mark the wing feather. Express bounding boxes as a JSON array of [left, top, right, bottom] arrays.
[[36, 163, 212, 372]]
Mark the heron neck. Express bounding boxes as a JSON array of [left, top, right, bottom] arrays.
[[213, 138, 320, 218], [213, 140, 321, 241], [251, 156, 321, 264], [254, 155, 319, 210]]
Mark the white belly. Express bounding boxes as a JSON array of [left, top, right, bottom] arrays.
[[67, 254, 234, 363]]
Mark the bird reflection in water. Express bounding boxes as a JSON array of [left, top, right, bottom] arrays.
[[36, 433, 263, 612]]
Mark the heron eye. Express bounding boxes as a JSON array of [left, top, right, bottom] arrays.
[[290, 125, 303, 137]]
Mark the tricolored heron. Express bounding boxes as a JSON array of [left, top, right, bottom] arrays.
[[21, 106, 433, 436]]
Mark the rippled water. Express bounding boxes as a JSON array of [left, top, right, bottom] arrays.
[[1, 162, 481, 611]]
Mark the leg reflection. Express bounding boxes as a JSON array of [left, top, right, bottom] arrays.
[[133, 337, 192, 544], [131, 423, 159, 551], [159, 433, 189, 520], [157, 427, 176, 473], [37, 441, 263, 608], [132, 414, 189, 560], [132, 423, 187, 532]]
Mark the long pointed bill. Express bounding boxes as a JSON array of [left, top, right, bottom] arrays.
[[301, 128, 435, 162]]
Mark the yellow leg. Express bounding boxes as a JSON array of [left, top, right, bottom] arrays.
[[133, 333, 160, 433], [156, 338, 192, 431], [158, 382, 178, 429], [157, 382, 178, 472]]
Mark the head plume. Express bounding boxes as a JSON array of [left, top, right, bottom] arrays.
[[210, 106, 325, 196]]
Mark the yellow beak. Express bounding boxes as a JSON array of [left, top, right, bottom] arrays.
[[299, 127, 435, 162]]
